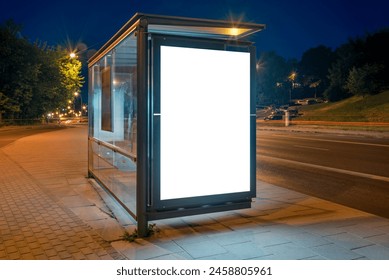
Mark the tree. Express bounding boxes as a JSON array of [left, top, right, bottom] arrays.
[[0, 19, 84, 121], [0, 20, 40, 119], [345, 64, 383, 97], [299, 45, 336, 98], [23, 46, 65, 118], [256, 51, 293, 105], [324, 38, 362, 101], [58, 49, 84, 99], [361, 29, 389, 91], [324, 29, 389, 101]]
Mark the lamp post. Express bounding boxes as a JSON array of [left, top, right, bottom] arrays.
[[288, 71, 297, 104]]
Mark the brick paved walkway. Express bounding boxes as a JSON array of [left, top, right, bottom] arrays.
[[0, 126, 124, 260]]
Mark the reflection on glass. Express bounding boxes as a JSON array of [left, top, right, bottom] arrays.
[[101, 66, 112, 131]]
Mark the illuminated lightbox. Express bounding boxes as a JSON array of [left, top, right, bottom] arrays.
[[159, 45, 251, 200]]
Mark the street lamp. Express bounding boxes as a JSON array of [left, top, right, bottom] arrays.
[[69, 52, 76, 58], [288, 71, 297, 104]]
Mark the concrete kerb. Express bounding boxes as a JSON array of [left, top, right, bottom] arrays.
[[257, 124, 389, 138]]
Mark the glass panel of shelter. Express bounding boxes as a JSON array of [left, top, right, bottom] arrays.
[[90, 32, 137, 215]]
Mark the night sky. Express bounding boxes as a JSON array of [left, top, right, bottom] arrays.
[[2, 0, 389, 95], [2, 0, 389, 59]]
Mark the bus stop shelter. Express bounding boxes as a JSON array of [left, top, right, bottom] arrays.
[[88, 13, 265, 236]]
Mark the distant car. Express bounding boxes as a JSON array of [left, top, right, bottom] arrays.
[[279, 105, 289, 110], [315, 98, 328, 103], [264, 114, 283, 120], [264, 107, 299, 120], [306, 99, 316, 105], [297, 99, 316, 105], [287, 109, 299, 117], [264, 111, 284, 120]]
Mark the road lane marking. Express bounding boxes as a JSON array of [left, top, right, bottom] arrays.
[[260, 155, 389, 183], [293, 145, 329, 151], [268, 134, 389, 148]]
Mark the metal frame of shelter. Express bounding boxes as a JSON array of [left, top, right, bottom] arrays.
[[88, 13, 265, 236]]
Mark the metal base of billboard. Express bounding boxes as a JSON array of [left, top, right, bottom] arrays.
[[89, 170, 252, 237], [146, 200, 252, 221]]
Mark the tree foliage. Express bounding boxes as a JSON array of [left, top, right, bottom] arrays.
[[345, 64, 383, 97], [0, 19, 84, 121], [325, 29, 389, 101], [256, 51, 294, 105], [299, 45, 336, 98]]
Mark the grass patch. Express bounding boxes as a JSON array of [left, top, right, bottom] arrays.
[[121, 223, 160, 242], [298, 91, 389, 122]]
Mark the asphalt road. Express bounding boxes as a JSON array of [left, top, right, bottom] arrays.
[[257, 129, 389, 218]]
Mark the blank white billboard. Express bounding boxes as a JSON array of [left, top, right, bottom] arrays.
[[160, 45, 251, 200]]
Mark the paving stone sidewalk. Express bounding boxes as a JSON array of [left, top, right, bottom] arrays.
[[0, 126, 124, 260], [107, 181, 389, 260]]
